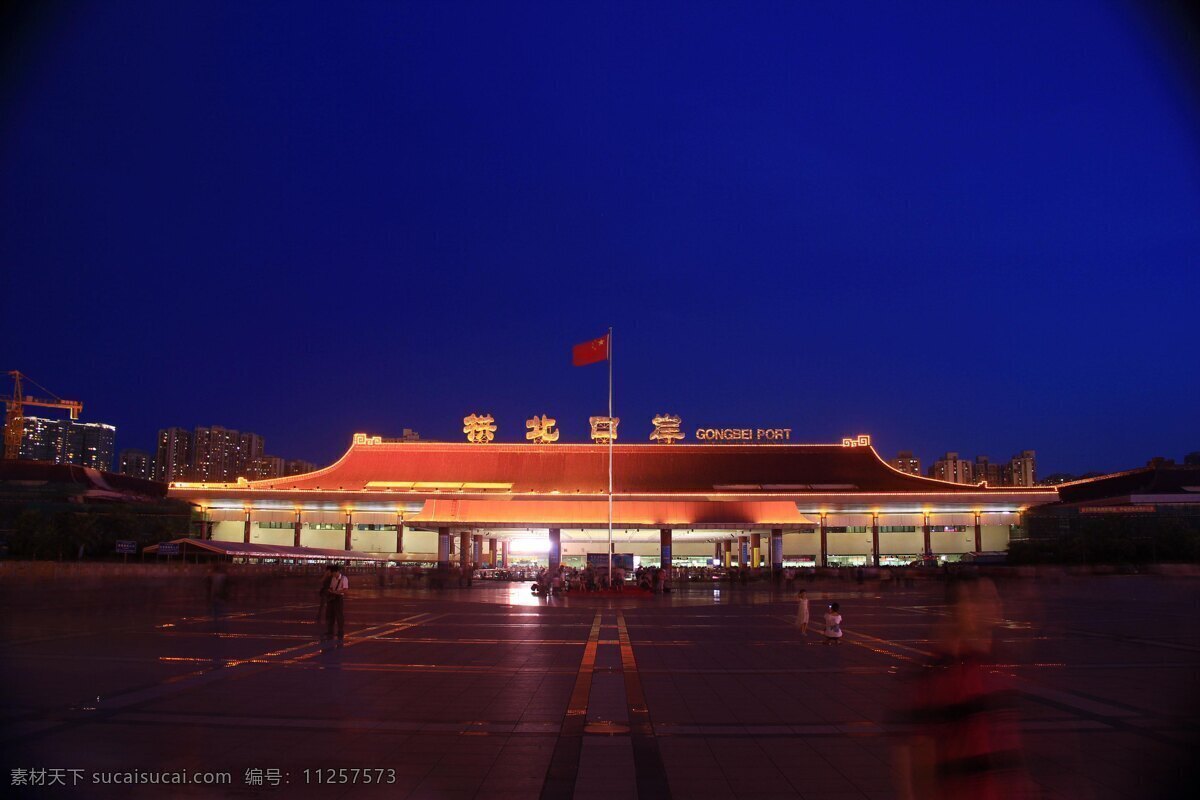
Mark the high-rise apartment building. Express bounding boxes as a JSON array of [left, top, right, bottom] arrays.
[[68, 422, 116, 470], [18, 417, 72, 463], [155, 427, 192, 483], [973, 455, 1003, 486], [18, 416, 115, 470], [1007, 450, 1037, 487], [929, 452, 975, 484], [192, 425, 242, 482], [890, 451, 921, 475], [118, 448, 153, 480], [238, 432, 265, 477], [248, 455, 284, 480]]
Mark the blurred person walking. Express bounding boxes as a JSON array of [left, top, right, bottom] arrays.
[[895, 576, 1032, 799], [324, 564, 349, 646], [315, 564, 333, 624]]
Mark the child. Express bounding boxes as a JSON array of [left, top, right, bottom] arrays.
[[796, 589, 810, 634], [823, 602, 843, 645]]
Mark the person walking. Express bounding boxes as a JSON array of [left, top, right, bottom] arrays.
[[823, 602, 843, 645], [315, 564, 333, 624], [796, 589, 811, 635], [325, 564, 349, 646]]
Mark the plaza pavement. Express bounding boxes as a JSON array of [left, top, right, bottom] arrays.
[[2, 570, 1198, 799]]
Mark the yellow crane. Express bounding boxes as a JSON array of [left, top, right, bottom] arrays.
[[4, 371, 84, 460]]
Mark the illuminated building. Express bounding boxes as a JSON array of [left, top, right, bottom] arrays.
[[18, 417, 71, 463], [191, 425, 241, 482], [66, 422, 116, 470], [928, 452, 974, 484], [17, 416, 115, 470], [155, 427, 191, 483], [170, 433, 1059, 568], [890, 450, 921, 476], [1007, 450, 1037, 487], [248, 455, 284, 480], [118, 448, 153, 480]]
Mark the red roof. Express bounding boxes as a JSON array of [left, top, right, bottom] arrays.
[[247, 441, 1027, 495]]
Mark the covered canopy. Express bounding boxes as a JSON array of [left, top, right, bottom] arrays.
[[143, 538, 383, 562]]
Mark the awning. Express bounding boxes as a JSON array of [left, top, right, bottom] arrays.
[[143, 538, 383, 562]]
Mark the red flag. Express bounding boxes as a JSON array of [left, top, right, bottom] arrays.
[[572, 334, 609, 366]]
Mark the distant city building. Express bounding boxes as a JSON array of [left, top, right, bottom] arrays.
[[248, 455, 284, 480], [118, 448, 153, 480], [155, 427, 192, 483], [929, 452, 974, 484], [17, 416, 115, 470], [192, 425, 241, 482], [890, 451, 921, 475], [238, 432, 265, 477], [68, 422, 116, 470], [283, 459, 316, 476], [1186, 451, 1200, 466], [1039, 472, 1077, 486], [399, 428, 421, 442], [18, 417, 72, 463], [973, 455, 1003, 486], [1006, 450, 1037, 487]]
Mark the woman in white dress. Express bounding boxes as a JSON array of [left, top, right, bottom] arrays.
[[796, 589, 810, 634]]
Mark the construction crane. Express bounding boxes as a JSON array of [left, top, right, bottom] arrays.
[[4, 371, 84, 460]]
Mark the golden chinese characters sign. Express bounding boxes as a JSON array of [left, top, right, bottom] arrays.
[[650, 414, 684, 444], [525, 415, 560, 443], [463, 413, 497, 443], [589, 416, 619, 443]]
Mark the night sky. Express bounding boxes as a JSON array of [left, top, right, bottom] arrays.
[[2, 1, 1198, 476]]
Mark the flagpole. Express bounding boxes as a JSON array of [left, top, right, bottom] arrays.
[[607, 326, 613, 585]]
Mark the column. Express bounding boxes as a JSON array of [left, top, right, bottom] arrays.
[[819, 514, 828, 567], [751, 532, 761, 569], [770, 528, 783, 571], [722, 539, 732, 568], [871, 513, 880, 568], [974, 513, 982, 553], [243, 510, 252, 544], [396, 514, 405, 554], [499, 539, 508, 568], [293, 511, 302, 548], [548, 528, 561, 571], [659, 528, 672, 570], [922, 513, 932, 558], [473, 534, 483, 567], [738, 535, 749, 567], [437, 527, 451, 568], [344, 511, 353, 551], [714, 542, 721, 564], [459, 531, 471, 567], [488, 538, 497, 567]]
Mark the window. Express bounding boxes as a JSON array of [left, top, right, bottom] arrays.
[[356, 524, 398, 531], [879, 525, 916, 533], [826, 526, 868, 533], [929, 525, 967, 533]]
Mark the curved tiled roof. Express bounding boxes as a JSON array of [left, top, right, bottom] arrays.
[[246, 441, 1025, 495]]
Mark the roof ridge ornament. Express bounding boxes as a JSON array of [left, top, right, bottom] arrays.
[[842, 434, 871, 447]]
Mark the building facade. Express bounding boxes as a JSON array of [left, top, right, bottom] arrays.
[[118, 448, 154, 480], [890, 450, 921, 476], [1007, 450, 1037, 487], [170, 434, 1059, 567], [155, 427, 192, 483], [929, 452, 974, 484], [18, 416, 115, 470]]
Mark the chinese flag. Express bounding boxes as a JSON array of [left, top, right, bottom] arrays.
[[572, 334, 610, 366]]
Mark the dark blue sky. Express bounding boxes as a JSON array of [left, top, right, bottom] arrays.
[[2, 1, 1198, 475]]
